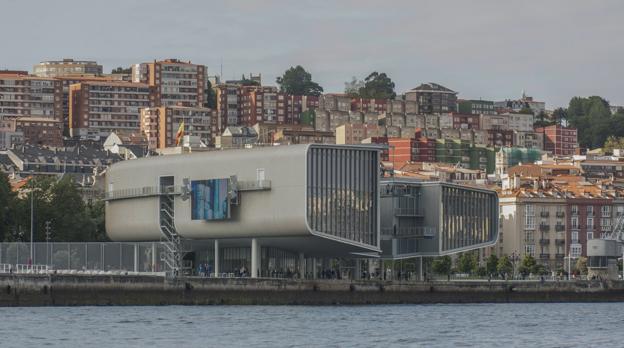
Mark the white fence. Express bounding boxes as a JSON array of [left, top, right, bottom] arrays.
[[0, 242, 167, 273]]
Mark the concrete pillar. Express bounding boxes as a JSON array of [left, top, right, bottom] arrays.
[[214, 239, 220, 276], [312, 257, 317, 279], [419, 256, 423, 281], [133, 244, 139, 272], [298, 252, 305, 279], [151, 242, 156, 272], [355, 259, 362, 280], [251, 238, 259, 278]]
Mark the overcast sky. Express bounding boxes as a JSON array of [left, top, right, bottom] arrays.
[[2, 0, 622, 108]]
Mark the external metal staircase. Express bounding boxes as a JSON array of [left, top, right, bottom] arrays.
[[159, 185, 185, 276]]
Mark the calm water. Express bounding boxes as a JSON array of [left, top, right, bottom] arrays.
[[1, 303, 623, 347]]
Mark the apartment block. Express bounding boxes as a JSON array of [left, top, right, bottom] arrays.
[[458, 99, 495, 115], [405, 83, 457, 114], [69, 81, 153, 138], [506, 113, 534, 132], [33, 59, 103, 77], [319, 94, 351, 112], [535, 125, 578, 156], [335, 123, 380, 144], [0, 72, 62, 120], [351, 98, 387, 113], [133, 59, 206, 108], [11, 117, 63, 147], [140, 106, 213, 150], [55, 75, 118, 132], [452, 113, 481, 130], [513, 131, 543, 149]]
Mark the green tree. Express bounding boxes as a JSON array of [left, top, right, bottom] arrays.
[[457, 252, 478, 274], [300, 110, 315, 127], [276, 65, 323, 96], [518, 254, 537, 277], [485, 254, 499, 276], [575, 256, 588, 276], [497, 255, 513, 277], [49, 177, 91, 241], [111, 67, 131, 74], [518, 107, 534, 115], [566, 96, 614, 148], [551, 107, 567, 125], [204, 79, 217, 109], [344, 76, 364, 97], [0, 172, 16, 241], [432, 255, 452, 280], [239, 74, 260, 86], [358, 72, 396, 99], [603, 136, 624, 154]]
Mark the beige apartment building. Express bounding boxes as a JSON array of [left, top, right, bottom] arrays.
[[132, 59, 206, 108], [33, 59, 103, 77], [69, 81, 153, 138], [140, 106, 213, 150], [335, 123, 380, 144], [498, 187, 567, 270], [0, 72, 62, 120]]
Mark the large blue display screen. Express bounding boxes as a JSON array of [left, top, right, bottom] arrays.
[[191, 179, 230, 220]]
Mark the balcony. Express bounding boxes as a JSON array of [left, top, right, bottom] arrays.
[[555, 224, 565, 232], [540, 211, 550, 218], [539, 239, 550, 245], [571, 210, 579, 216], [540, 253, 550, 260], [381, 226, 436, 239], [394, 207, 424, 217], [539, 224, 550, 232], [556, 211, 565, 218], [555, 239, 566, 246]]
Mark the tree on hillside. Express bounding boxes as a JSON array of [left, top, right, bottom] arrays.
[[111, 67, 131, 74], [564, 96, 624, 149], [240, 74, 260, 86], [604, 136, 624, 154], [358, 72, 396, 99], [432, 255, 452, 280], [518, 107, 534, 115], [204, 79, 217, 109], [551, 107, 567, 126], [276, 66, 323, 96], [344, 77, 364, 97]]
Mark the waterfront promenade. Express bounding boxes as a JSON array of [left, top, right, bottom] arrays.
[[1, 273, 624, 306]]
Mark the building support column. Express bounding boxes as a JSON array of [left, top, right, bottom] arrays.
[[355, 259, 362, 280], [298, 252, 305, 279], [419, 256, 423, 281], [133, 244, 139, 273], [151, 242, 156, 272], [251, 238, 259, 278], [214, 239, 220, 277]]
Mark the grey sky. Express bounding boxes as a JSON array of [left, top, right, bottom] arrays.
[[2, 0, 622, 108]]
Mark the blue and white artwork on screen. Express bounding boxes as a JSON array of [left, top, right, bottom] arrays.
[[191, 179, 230, 220]]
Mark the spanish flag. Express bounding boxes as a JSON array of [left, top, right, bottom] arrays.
[[175, 121, 185, 146]]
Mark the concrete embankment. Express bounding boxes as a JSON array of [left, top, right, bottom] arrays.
[[1, 274, 624, 306]]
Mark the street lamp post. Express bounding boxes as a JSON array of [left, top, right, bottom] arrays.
[[29, 172, 34, 267]]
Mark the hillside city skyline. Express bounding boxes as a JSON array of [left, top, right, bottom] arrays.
[[2, 0, 623, 108]]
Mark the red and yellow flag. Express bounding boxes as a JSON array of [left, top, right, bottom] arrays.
[[175, 121, 185, 146]]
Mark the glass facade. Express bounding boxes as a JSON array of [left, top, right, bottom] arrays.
[[306, 146, 379, 246], [440, 185, 498, 252]]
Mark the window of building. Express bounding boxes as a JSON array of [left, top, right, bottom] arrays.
[[587, 231, 594, 240], [571, 216, 578, 229], [587, 217, 594, 229], [571, 244, 582, 258], [572, 231, 579, 243], [525, 244, 535, 257], [571, 205, 578, 215], [587, 206, 594, 215]]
